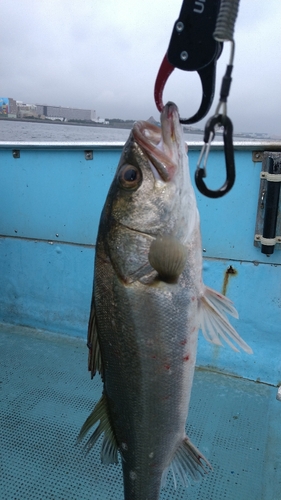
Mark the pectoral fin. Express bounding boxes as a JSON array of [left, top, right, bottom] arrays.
[[148, 235, 188, 282], [199, 286, 253, 354]]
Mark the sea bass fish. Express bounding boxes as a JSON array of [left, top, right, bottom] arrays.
[[78, 102, 252, 499]]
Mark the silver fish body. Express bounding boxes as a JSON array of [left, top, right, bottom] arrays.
[[79, 102, 252, 500]]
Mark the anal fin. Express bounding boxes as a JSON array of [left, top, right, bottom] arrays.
[[199, 286, 253, 354], [77, 394, 119, 465]]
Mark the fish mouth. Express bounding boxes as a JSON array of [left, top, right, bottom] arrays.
[[132, 102, 181, 182]]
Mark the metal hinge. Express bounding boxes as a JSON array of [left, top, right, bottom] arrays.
[[84, 150, 93, 160], [12, 149, 20, 159], [252, 151, 264, 162]]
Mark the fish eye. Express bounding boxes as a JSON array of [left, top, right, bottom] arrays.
[[118, 164, 142, 190]]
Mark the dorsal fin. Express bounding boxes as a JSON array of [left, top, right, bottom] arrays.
[[87, 298, 103, 379], [77, 394, 119, 465]]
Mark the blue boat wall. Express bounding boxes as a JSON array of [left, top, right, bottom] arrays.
[[0, 141, 280, 387]]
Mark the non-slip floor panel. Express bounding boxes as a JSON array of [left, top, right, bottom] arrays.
[[0, 324, 280, 499]]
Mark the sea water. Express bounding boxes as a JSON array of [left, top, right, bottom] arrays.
[[0, 119, 207, 143]]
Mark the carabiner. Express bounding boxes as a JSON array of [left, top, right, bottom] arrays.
[[195, 114, 235, 198]]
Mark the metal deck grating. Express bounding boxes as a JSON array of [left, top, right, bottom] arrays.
[[1, 323, 280, 500]]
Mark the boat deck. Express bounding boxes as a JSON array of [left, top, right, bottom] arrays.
[[1, 323, 280, 500]]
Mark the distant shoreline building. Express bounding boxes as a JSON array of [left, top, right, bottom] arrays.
[[0, 97, 107, 123], [16, 101, 37, 118], [35, 104, 97, 122], [0, 97, 17, 118]]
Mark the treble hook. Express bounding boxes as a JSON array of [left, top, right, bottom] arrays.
[[195, 114, 235, 198]]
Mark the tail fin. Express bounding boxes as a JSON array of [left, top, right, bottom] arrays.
[[199, 286, 253, 354], [162, 436, 212, 489]]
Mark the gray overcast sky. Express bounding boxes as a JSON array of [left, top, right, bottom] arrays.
[[1, 0, 281, 136]]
